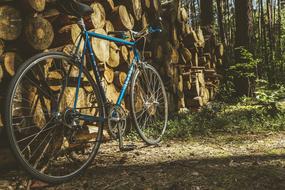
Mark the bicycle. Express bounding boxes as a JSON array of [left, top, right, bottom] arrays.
[[4, 0, 168, 184]]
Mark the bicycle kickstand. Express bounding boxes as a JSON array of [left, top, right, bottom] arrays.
[[117, 125, 136, 152]]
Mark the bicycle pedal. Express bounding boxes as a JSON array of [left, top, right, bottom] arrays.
[[120, 144, 137, 152]]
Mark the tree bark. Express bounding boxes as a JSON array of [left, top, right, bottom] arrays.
[[234, 0, 253, 96], [217, 0, 227, 44], [234, 0, 253, 49], [200, 0, 214, 27]]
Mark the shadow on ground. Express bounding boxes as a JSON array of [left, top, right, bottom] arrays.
[[1, 153, 284, 190]]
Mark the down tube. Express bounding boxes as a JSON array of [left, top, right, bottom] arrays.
[[116, 56, 137, 106]]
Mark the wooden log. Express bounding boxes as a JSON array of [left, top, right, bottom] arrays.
[[112, 5, 134, 30], [46, 70, 63, 91], [141, 12, 149, 29], [120, 45, 129, 65], [0, 66, 3, 82], [177, 74, 186, 109], [204, 53, 212, 69], [170, 26, 179, 48], [0, 39, 4, 57], [180, 7, 188, 22], [105, 83, 120, 104], [202, 88, 210, 105], [179, 21, 187, 35], [192, 51, 199, 67], [90, 2, 106, 29], [103, 66, 114, 84], [91, 28, 110, 63], [24, 16, 54, 51], [142, 0, 151, 10], [0, 6, 23, 40], [183, 27, 199, 48], [3, 52, 22, 76], [23, 0, 46, 12], [171, 47, 179, 64], [185, 23, 191, 34], [122, 0, 142, 21], [179, 47, 192, 64], [196, 27, 205, 48], [104, 20, 114, 34], [114, 71, 127, 88], [108, 42, 120, 68], [215, 43, 224, 58]]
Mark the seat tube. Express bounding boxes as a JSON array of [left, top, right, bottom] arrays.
[[73, 19, 88, 110]]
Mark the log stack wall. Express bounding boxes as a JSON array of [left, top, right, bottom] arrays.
[[0, 0, 223, 159]]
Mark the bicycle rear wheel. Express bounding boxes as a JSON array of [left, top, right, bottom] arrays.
[[5, 52, 104, 183], [130, 64, 168, 145]]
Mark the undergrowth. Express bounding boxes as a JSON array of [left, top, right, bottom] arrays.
[[164, 100, 285, 140], [128, 80, 285, 141]]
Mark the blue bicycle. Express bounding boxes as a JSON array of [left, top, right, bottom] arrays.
[[5, 0, 168, 183]]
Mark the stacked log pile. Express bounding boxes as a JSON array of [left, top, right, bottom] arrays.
[[0, 0, 223, 136]]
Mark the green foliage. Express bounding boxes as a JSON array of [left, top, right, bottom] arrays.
[[216, 80, 238, 103], [229, 47, 260, 80], [255, 80, 285, 104], [163, 97, 285, 140]]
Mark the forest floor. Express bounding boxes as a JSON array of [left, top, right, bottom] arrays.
[[1, 132, 285, 190]]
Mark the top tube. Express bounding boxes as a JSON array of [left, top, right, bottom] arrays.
[[87, 31, 136, 47]]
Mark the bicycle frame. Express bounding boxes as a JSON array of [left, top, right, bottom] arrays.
[[72, 24, 141, 122]]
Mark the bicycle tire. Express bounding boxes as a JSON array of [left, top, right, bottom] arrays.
[[130, 64, 168, 145], [5, 52, 104, 183]]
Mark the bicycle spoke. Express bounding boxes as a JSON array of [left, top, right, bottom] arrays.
[[28, 127, 56, 162], [17, 116, 55, 145]]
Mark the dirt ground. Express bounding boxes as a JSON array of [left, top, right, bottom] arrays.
[[1, 132, 285, 190]]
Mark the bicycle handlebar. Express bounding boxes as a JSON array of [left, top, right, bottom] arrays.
[[108, 17, 163, 41]]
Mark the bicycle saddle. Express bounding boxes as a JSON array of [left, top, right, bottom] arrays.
[[57, 0, 93, 18]]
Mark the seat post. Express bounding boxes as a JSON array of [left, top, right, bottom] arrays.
[[77, 18, 87, 32]]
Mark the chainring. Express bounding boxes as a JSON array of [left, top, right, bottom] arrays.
[[107, 105, 127, 139]]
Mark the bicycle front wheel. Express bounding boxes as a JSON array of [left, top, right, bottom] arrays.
[[130, 64, 168, 145], [5, 52, 104, 183]]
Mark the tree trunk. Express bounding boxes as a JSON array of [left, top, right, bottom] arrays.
[[217, 0, 227, 44], [234, 0, 253, 96], [200, 0, 214, 27], [235, 0, 253, 49]]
